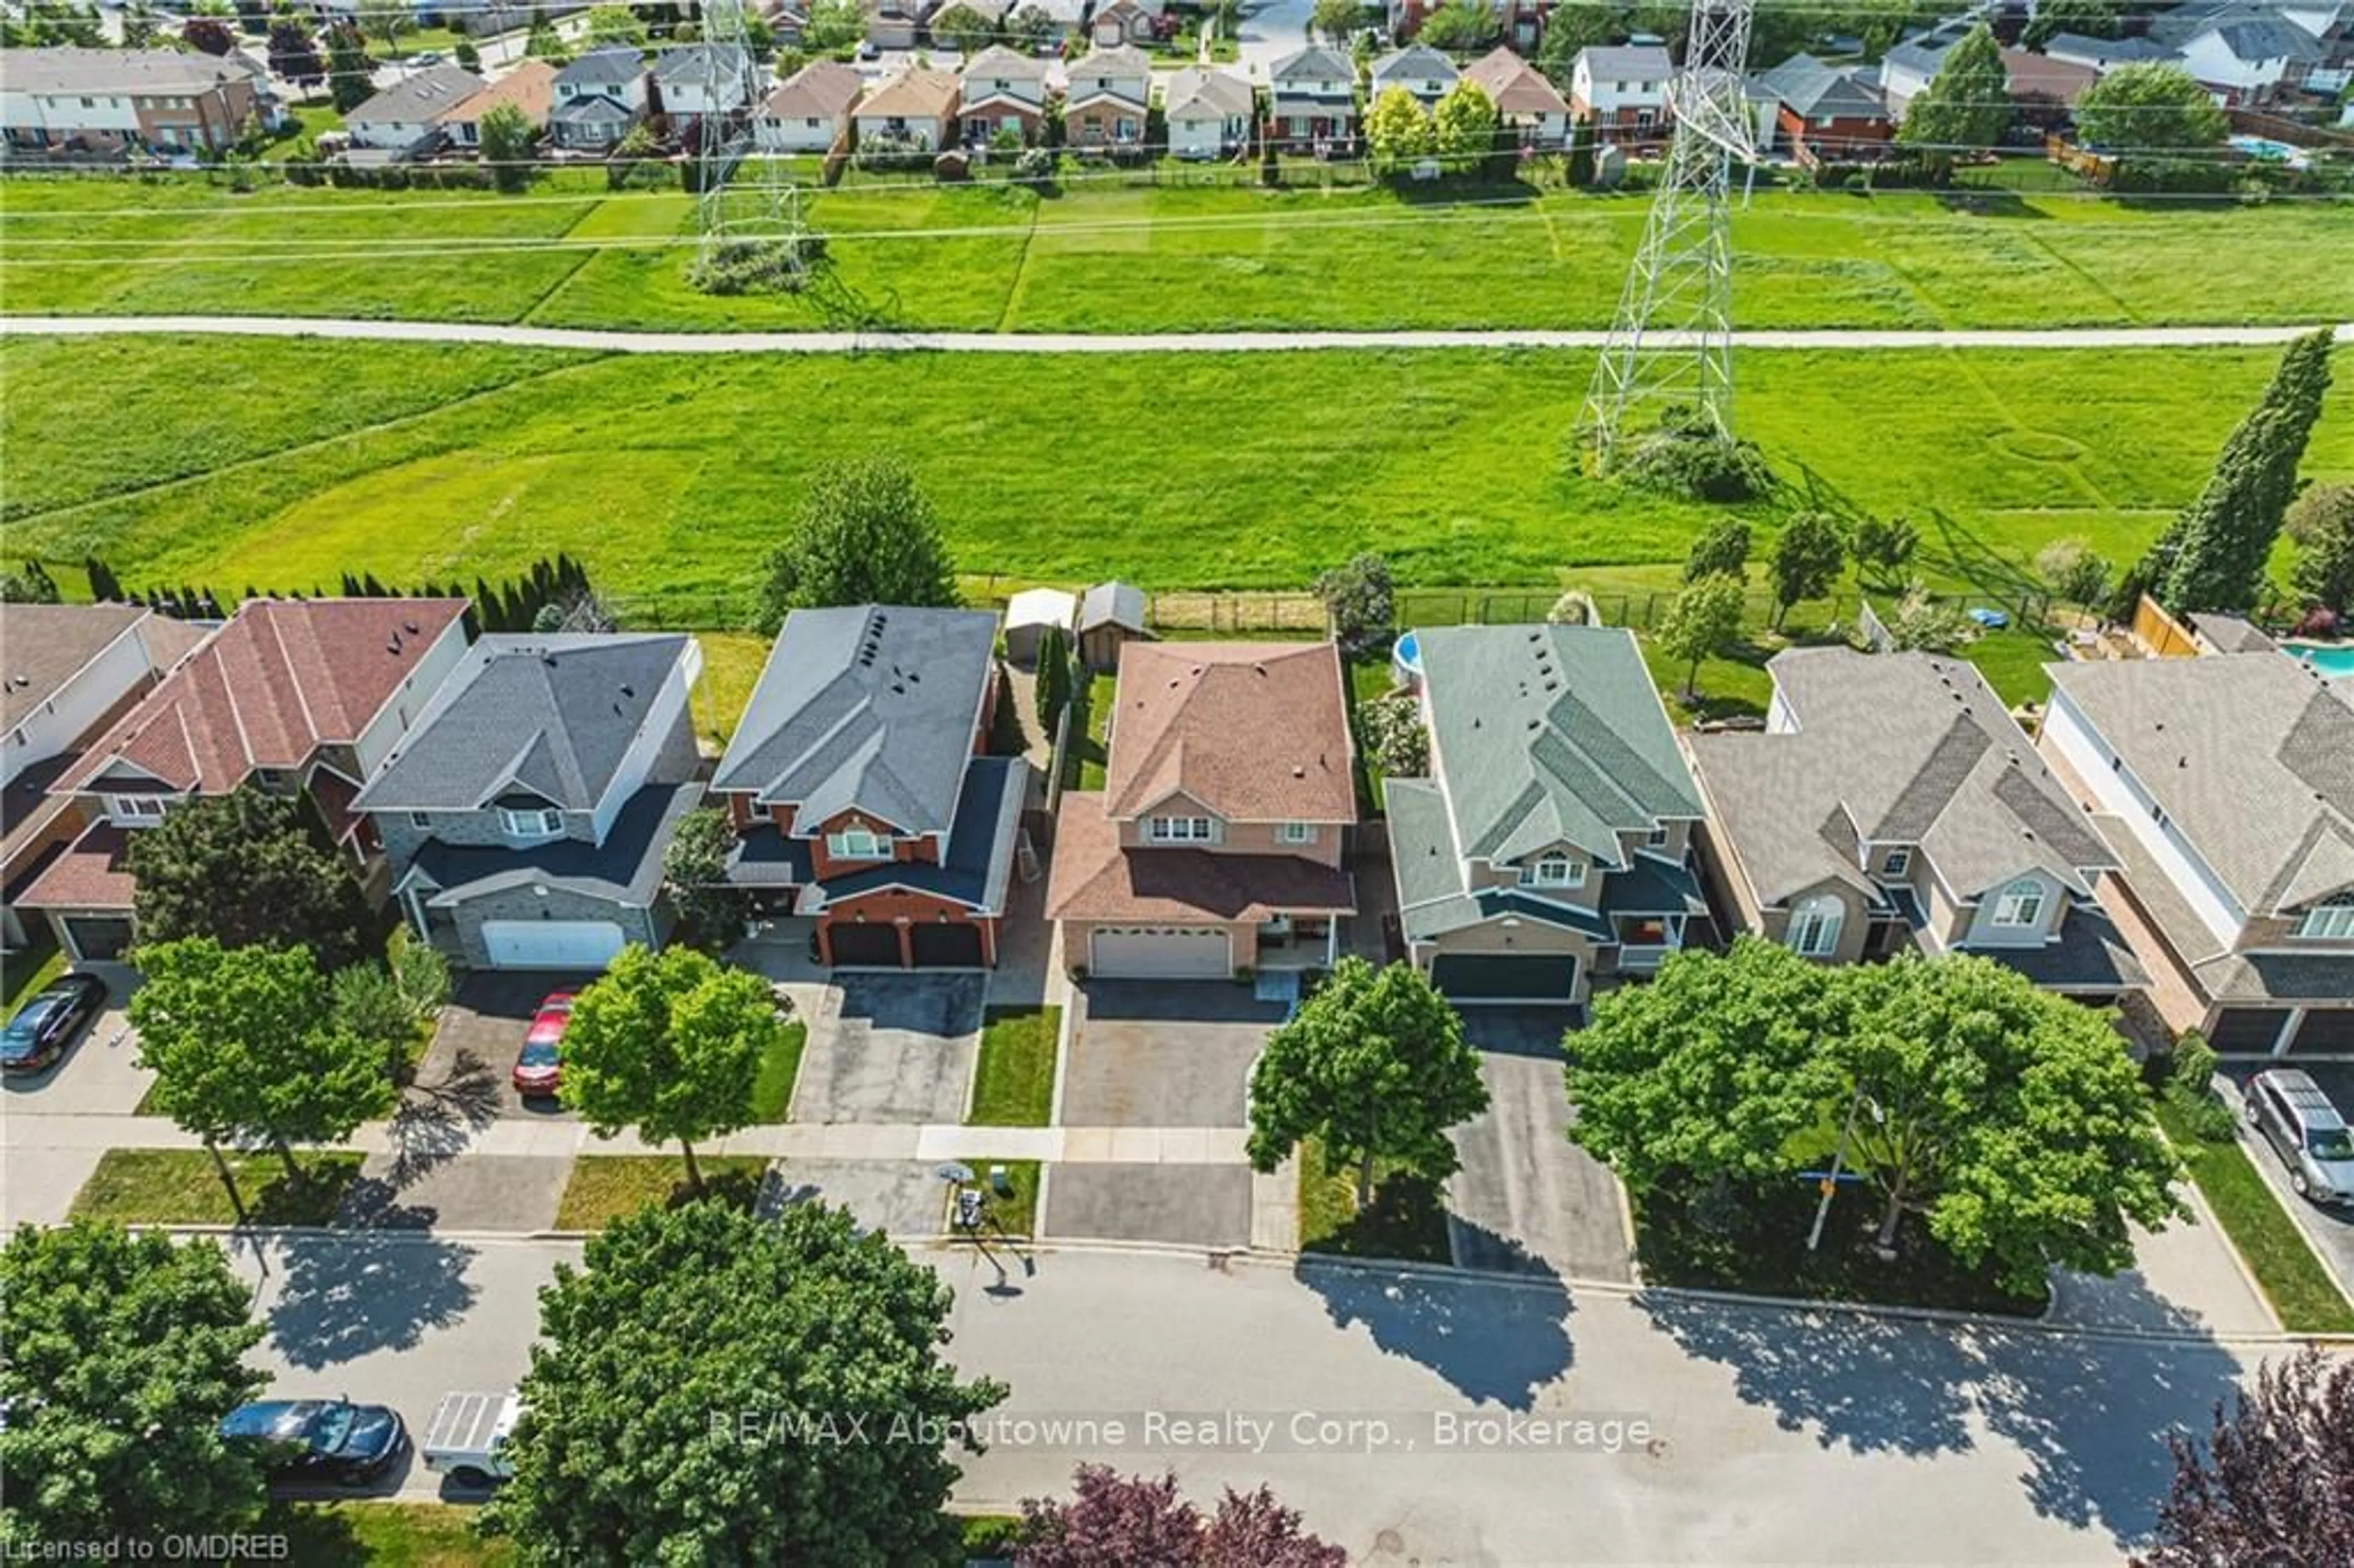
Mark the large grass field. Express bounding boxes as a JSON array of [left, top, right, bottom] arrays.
[[2, 172, 2348, 332], [10, 337, 2349, 656]]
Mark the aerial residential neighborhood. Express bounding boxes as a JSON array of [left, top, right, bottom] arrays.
[[0, 0, 2351, 1562]]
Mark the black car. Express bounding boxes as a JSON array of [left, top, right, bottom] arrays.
[[1, 972, 108, 1075], [219, 1399, 408, 1485]]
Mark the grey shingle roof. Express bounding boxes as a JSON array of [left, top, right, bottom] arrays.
[[1389, 777, 1620, 944], [1371, 46, 1459, 88], [2149, 2, 2324, 62], [0, 45, 267, 95], [1577, 44, 1674, 81], [1269, 45, 1354, 86], [557, 46, 645, 88], [355, 634, 690, 813], [650, 42, 753, 85], [1755, 52, 1886, 119], [1688, 649, 2117, 910], [345, 65, 486, 128], [1079, 580, 1147, 634], [0, 604, 150, 733], [2189, 612, 2277, 655], [2041, 32, 2181, 64], [710, 606, 998, 837], [1419, 625, 1703, 868], [809, 756, 1029, 914], [410, 781, 699, 908], [1162, 67, 1254, 120], [2048, 652, 2354, 916]]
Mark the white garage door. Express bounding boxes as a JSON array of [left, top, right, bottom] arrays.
[[481, 919, 627, 970], [1089, 926, 1232, 980]]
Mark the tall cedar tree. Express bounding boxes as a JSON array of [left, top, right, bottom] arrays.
[[2137, 1347, 2354, 1568], [1244, 957, 1488, 1208], [758, 456, 959, 630], [0, 1223, 269, 1543], [660, 806, 748, 955], [1034, 623, 1073, 736], [326, 21, 376, 113], [129, 938, 394, 1187], [1895, 23, 2009, 172], [128, 786, 371, 970], [2153, 329, 2334, 615], [484, 1199, 1007, 1566]]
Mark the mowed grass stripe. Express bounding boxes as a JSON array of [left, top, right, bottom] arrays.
[[7, 338, 2349, 628]]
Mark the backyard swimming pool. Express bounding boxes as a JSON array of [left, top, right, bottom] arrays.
[[2228, 134, 2311, 168], [2285, 641, 2354, 679]]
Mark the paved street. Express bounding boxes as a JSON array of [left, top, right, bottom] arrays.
[[219, 1235, 2268, 1561]]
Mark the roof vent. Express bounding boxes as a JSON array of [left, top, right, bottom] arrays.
[[543, 655, 559, 668], [386, 635, 403, 655], [620, 684, 636, 699], [1292, 765, 1305, 777], [403, 620, 420, 635]]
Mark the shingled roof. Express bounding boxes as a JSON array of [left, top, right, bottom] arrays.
[[1102, 641, 1355, 825]]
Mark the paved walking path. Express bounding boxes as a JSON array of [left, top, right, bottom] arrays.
[[4, 314, 2345, 356]]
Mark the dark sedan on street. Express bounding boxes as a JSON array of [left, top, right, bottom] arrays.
[[1, 972, 108, 1075], [218, 1399, 408, 1485]]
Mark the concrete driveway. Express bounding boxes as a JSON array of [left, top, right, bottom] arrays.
[[1057, 981, 1281, 1128], [0, 966, 150, 1114], [791, 973, 984, 1125], [1044, 1163, 1254, 1248], [2221, 1062, 2354, 1298], [1447, 1008, 1636, 1283], [762, 1157, 949, 1238], [417, 973, 595, 1120]]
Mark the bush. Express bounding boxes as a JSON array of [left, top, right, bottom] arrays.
[[2161, 1030, 2239, 1144], [1356, 690, 1428, 777], [688, 234, 829, 295], [853, 131, 931, 172], [1618, 432, 1775, 503], [1011, 145, 1054, 185], [960, 1515, 1022, 1557]]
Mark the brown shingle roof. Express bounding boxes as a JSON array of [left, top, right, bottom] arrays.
[[1463, 46, 1569, 115], [1103, 641, 1355, 824], [764, 58, 864, 120], [55, 598, 469, 796], [855, 66, 959, 121], [438, 59, 557, 127], [1045, 792, 1355, 922], [15, 822, 137, 912]]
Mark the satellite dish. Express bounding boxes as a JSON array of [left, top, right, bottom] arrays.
[[933, 1162, 976, 1184]]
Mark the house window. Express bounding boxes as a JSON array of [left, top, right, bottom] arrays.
[[1882, 848, 1911, 878], [1645, 824, 1670, 848], [1620, 916, 1671, 946], [1519, 856, 1583, 890], [2298, 895, 2354, 940], [1789, 894, 1843, 957], [408, 811, 431, 830], [1278, 822, 1318, 846], [500, 807, 563, 840], [1991, 878, 2046, 929], [111, 794, 168, 823], [1148, 816, 1215, 843], [828, 827, 890, 861]]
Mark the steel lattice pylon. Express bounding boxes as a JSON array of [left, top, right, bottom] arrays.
[[1578, 0, 1759, 469], [693, 0, 807, 275]]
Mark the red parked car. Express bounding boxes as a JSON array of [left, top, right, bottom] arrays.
[[512, 992, 576, 1098]]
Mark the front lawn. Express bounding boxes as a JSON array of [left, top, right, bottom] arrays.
[[2, 932, 63, 1011], [272, 1500, 514, 1567], [1629, 1172, 2048, 1317], [968, 1005, 1061, 1126], [747, 1019, 807, 1123], [1296, 1137, 1452, 1265], [2154, 1097, 2354, 1334], [70, 1147, 364, 1227], [953, 1156, 1042, 1238], [552, 1154, 768, 1230]]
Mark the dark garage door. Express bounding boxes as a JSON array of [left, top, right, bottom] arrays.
[[827, 923, 901, 967], [1431, 954, 1578, 1003], [909, 922, 985, 969], [63, 916, 134, 962], [2211, 1007, 2293, 1052], [2290, 1010, 2354, 1053]]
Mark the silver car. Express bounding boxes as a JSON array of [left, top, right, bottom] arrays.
[[2245, 1068, 2354, 1205]]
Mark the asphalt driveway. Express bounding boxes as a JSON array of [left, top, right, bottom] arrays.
[[1447, 1008, 1635, 1284], [1043, 1163, 1254, 1248], [791, 973, 985, 1125], [2220, 1062, 2354, 1299], [0, 966, 149, 1114], [1057, 981, 1282, 1128], [417, 973, 596, 1119]]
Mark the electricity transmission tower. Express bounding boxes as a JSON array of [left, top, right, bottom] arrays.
[[1578, 0, 1761, 468], [693, 0, 807, 275]]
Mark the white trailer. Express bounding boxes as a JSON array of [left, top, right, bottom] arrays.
[[420, 1390, 521, 1488]]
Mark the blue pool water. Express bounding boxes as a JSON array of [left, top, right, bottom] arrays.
[[2287, 642, 2354, 679], [2229, 134, 2310, 167]]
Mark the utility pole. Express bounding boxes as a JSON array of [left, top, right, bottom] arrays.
[[1578, 0, 1761, 470], [693, 0, 807, 280], [1807, 1086, 1868, 1254]]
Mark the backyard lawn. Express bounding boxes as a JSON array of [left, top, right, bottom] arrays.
[[1, 175, 2347, 332]]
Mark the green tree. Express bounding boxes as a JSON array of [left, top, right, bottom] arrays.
[[1414, 0, 1498, 51], [265, 15, 326, 88], [478, 100, 536, 191], [1682, 519, 1751, 584], [1568, 941, 1844, 1192], [525, 9, 569, 62], [1536, 6, 1625, 84], [325, 21, 376, 114], [1363, 85, 1436, 172], [1244, 957, 1488, 1209], [757, 456, 959, 630], [2036, 538, 2111, 615], [806, 0, 864, 49], [0, 560, 60, 603], [2154, 330, 2335, 615], [0, 1222, 269, 1544], [660, 806, 748, 956], [1309, 0, 1362, 45], [2287, 482, 2354, 615], [455, 36, 481, 69], [933, 1, 994, 53], [130, 938, 394, 1189], [1432, 80, 1496, 167], [1355, 690, 1428, 777], [1768, 511, 1847, 628], [484, 1198, 1007, 1566], [582, 1, 648, 48], [1311, 551, 1394, 653], [1655, 572, 1745, 700], [128, 787, 371, 970], [1829, 955, 2184, 1290], [331, 960, 419, 1083], [1883, 580, 1973, 652], [558, 945, 782, 1189], [2021, 0, 2119, 51], [389, 926, 451, 1021], [121, 0, 161, 47], [1895, 22, 2009, 173], [1849, 513, 1919, 588], [2073, 63, 2227, 154], [1034, 623, 1073, 736]]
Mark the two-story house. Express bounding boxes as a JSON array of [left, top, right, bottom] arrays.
[[1092, 0, 1165, 46], [2148, 0, 2331, 104], [650, 43, 758, 138], [1571, 43, 1674, 148], [0, 45, 267, 156], [550, 47, 647, 152], [1064, 45, 1153, 148], [1751, 52, 1892, 164], [711, 606, 1029, 969], [1370, 45, 1460, 108], [1048, 641, 1357, 981], [2, 605, 204, 951], [1686, 650, 2145, 1005], [756, 59, 864, 153], [354, 634, 704, 972], [1163, 66, 1254, 160], [1386, 626, 1707, 1008], [17, 598, 470, 962], [958, 46, 1048, 146], [853, 67, 961, 152], [1267, 45, 1358, 152], [2041, 652, 2354, 1054]]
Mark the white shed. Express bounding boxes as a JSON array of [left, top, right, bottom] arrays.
[[1003, 587, 1078, 667]]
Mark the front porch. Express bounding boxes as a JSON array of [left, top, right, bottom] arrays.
[[1254, 913, 1338, 972]]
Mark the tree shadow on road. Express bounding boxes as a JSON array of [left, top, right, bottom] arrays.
[[1293, 1238, 1572, 1410], [265, 1233, 482, 1371], [1637, 1271, 2243, 1546]]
